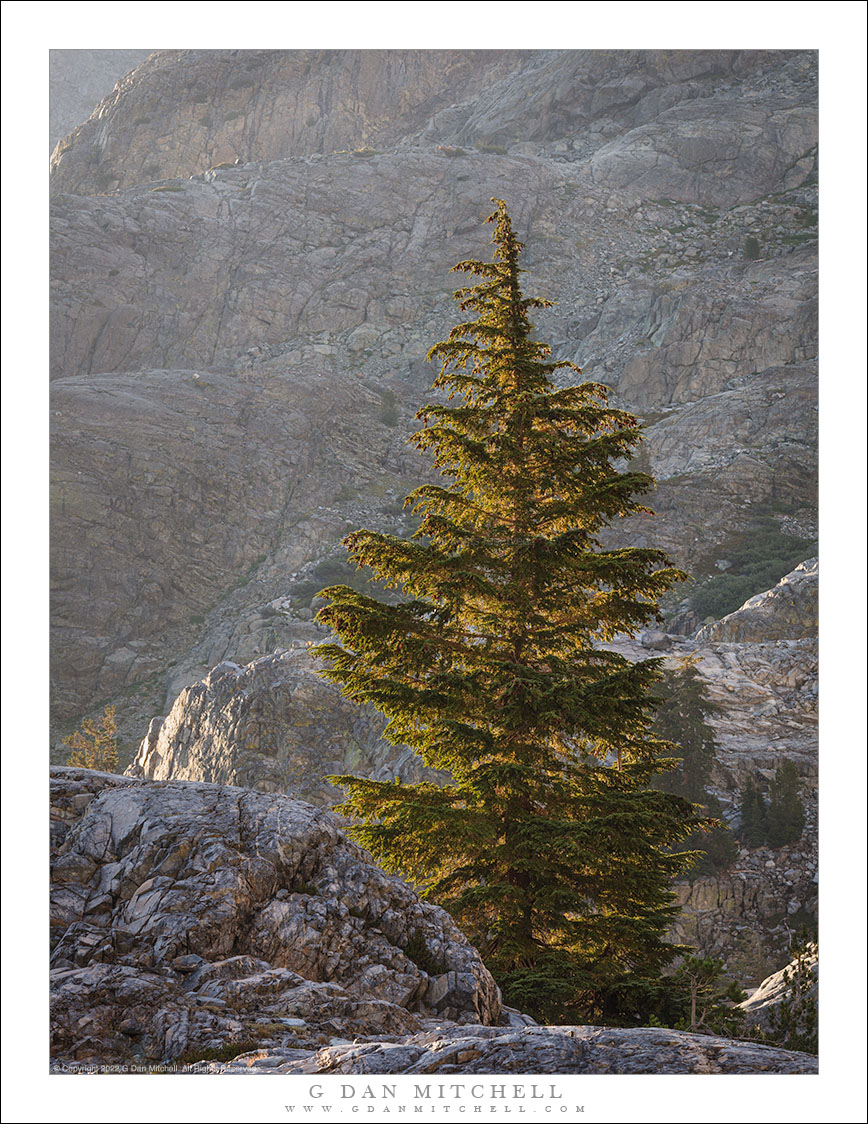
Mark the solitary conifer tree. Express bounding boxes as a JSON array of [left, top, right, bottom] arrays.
[[315, 201, 707, 1023], [766, 761, 806, 848], [651, 657, 720, 803]]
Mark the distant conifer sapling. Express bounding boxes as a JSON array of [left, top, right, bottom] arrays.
[[315, 200, 708, 1024], [64, 704, 119, 772]]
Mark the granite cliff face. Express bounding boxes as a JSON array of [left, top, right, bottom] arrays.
[[50, 49, 817, 747], [639, 561, 818, 983], [50, 49, 816, 201]]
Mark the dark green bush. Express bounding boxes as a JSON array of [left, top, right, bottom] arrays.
[[691, 516, 814, 621]]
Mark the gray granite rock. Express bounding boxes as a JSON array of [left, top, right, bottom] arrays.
[[195, 1024, 817, 1075], [50, 768, 500, 1066], [127, 648, 442, 802]]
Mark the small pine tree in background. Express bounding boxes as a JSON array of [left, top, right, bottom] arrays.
[[651, 656, 737, 875], [738, 774, 768, 846], [651, 656, 718, 802], [656, 954, 746, 1036], [315, 200, 710, 1025], [684, 793, 739, 877], [766, 760, 806, 847], [763, 931, 818, 1054], [63, 704, 119, 772], [738, 764, 805, 849]]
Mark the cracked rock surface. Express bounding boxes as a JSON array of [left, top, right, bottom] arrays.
[[190, 1025, 816, 1076], [50, 768, 500, 1067], [49, 768, 818, 1075]]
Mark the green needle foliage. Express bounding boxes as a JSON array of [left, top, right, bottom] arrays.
[[651, 656, 719, 802], [739, 762, 806, 849], [651, 657, 737, 876], [738, 774, 769, 847], [315, 200, 710, 1024], [766, 761, 806, 848]]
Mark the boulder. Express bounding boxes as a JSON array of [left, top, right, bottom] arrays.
[[127, 648, 441, 802], [50, 768, 500, 1066]]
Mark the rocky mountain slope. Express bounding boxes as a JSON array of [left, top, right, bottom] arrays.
[[49, 50, 153, 152], [49, 49, 818, 753], [50, 768, 816, 1075]]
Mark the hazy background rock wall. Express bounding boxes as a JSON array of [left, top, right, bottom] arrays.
[[50, 49, 818, 753]]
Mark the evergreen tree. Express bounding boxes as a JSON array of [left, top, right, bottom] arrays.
[[315, 200, 708, 1024], [651, 657, 737, 875], [651, 657, 719, 802], [63, 705, 119, 772], [766, 761, 806, 847], [738, 774, 768, 846]]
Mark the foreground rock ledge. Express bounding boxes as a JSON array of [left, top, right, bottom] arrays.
[[54, 1025, 817, 1076], [50, 767, 500, 1067], [50, 768, 816, 1075], [211, 1024, 817, 1074]]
